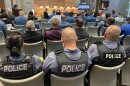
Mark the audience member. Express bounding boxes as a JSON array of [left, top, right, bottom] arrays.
[[115, 12, 124, 22], [49, 9, 56, 18], [22, 20, 43, 43], [43, 8, 49, 19], [7, 10, 15, 21], [75, 18, 89, 40], [77, 10, 87, 21], [48, 11, 61, 23], [28, 11, 38, 20], [44, 18, 62, 42], [63, 9, 69, 17], [88, 25, 126, 67], [43, 27, 91, 85], [120, 17, 130, 45], [0, 19, 7, 36], [66, 12, 76, 23], [59, 15, 72, 29], [14, 11, 27, 25], [111, 10, 116, 18], [0, 32, 42, 79]]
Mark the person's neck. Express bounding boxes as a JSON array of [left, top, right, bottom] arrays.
[[64, 44, 77, 50]]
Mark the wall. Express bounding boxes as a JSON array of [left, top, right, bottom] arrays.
[[0, 0, 5, 8], [4, 0, 12, 10]]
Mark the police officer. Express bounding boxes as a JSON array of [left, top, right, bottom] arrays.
[[0, 32, 42, 79], [88, 25, 126, 67], [43, 27, 92, 85]]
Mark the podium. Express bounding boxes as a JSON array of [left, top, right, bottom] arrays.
[[12, 9, 22, 17]]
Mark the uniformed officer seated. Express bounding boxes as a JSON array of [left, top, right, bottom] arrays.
[[43, 27, 92, 85], [0, 32, 42, 79], [88, 25, 126, 67]]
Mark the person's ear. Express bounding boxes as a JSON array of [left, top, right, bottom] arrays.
[[76, 35, 78, 41]]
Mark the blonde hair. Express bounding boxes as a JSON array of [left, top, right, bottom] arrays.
[[52, 18, 59, 27], [19, 11, 24, 16], [26, 20, 35, 30]]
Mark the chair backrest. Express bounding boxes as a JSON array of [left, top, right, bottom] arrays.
[[99, 26, 106, 36], [87, 22, 96, 27], [41, 19, 49, 23], [87, 36, 104, 48], [115, 21, 123, 27], [51, 70, 88, 86], [0, 72, 44, 86], [123, 35, 130, 49], [7, 28, 24, 34], [42, 22, 52, 29], [47, 40, 63, 54], [70, 23, 76, 28], [14, 25, 25, 29], [35, 28, 42, 33], [121, 58, 130, 85], [77, 38, 88, 49], [23, 41, 43, 57], [89, 62, 125, 86], [0, 43, 10, 59], [88, 26, 98, 36], [0, 31, 5, 43]]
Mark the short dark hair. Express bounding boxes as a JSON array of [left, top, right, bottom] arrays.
[[6, 32, 23, 57], [107, 17, 115, 25], [105, 13, 111, 19], [76, 18, 84, 27]]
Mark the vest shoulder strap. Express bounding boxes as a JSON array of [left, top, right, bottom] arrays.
[[54, 49, 64, 55]]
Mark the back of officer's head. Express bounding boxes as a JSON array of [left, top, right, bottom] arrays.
[[26, 20, 35, 31], [76, 18, 84, 27], [5, 32, 23, 57], [61, 27, 77, 46], [104, 25, 121, 41]]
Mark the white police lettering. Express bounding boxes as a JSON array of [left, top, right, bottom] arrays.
[[105, 54, 121, 59], [61, 64, 85, 73], [4, 64, 28, 72]]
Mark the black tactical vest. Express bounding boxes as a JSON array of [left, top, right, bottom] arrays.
[[54, 49, 88, 77], [0, 54, 34, 79], [94, 42, 124, 67]]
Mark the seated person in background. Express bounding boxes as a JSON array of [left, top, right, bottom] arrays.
[[43, 8, 49, 19], [14, 11, 27, 25], [86, 12, 96, 22], [0, 19, 7, 36], [48, 11, 61, 23], [0, 32, 42, 79], [88, 25, 126, 67], [98, 17, 115, 36], [44, 18, 62, 43], [59, 15, 72, 29], [115, 12, 124, 22], [28, 11, 38, 20], [49, 9, 56, 19], [120, 17, 130, 45], [22, 20, 43, 43], [43, 27, 91, 85], [7, 10, 15, 21], [66, 12, 76, 23], [75, 18, 89, 40], [77, 10, 87, 21]]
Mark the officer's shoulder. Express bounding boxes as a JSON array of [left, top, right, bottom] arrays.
[[1, 56, 9, 63], [79, 48, 87, 53], [54, 49, 64, 55], [94, 41, 103, 46]]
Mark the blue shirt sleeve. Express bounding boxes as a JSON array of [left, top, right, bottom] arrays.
[[0, 21, 7, 35]]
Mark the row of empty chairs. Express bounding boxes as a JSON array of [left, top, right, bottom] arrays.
[[1, 60, 130, 86]]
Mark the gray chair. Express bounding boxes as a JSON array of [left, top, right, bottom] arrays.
[[70, 23, 76, 28], [47, 40, 63, 54], [0, 31, 5, 43], [115, 21, 123, 27], [88, 26, 99, 36], [87, 22, 96, 27], [7, 28, 24, 34], [121, 58, 130, 85], [14, 24, 25, 29], [23, 41, 43, 57], [89, 62, 125, 86], [42, 22, 52, 29], [51, 70, 88, 86], [41, 19, 49, 23], [123, 35, 130, 49], [0, 43, 10, 59], [0, 72, 44, 86], [77, 38, 88, 49], [87, 36, 104, 48], [35, 28, 42, 33]]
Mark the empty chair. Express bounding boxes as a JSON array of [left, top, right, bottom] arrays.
[[121, 58, 130, 85], [0, 31, 5, 43], [88, 26, 99, 36], [14, 24, 25, 29], [51, 70, 88, 86], [123, 35, 130, 49], [87, 36, 104, 48], [77, 38, 88, 49], [7, 28, 24, 34], [0, 43, 10, 59], [89, 62, 125, 86], [0, 72, 44, 86], [23, 41, 43, 57], [47, 40, 63, 54], [87, 22, 96, 27], [42, 22, 52, 29]]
